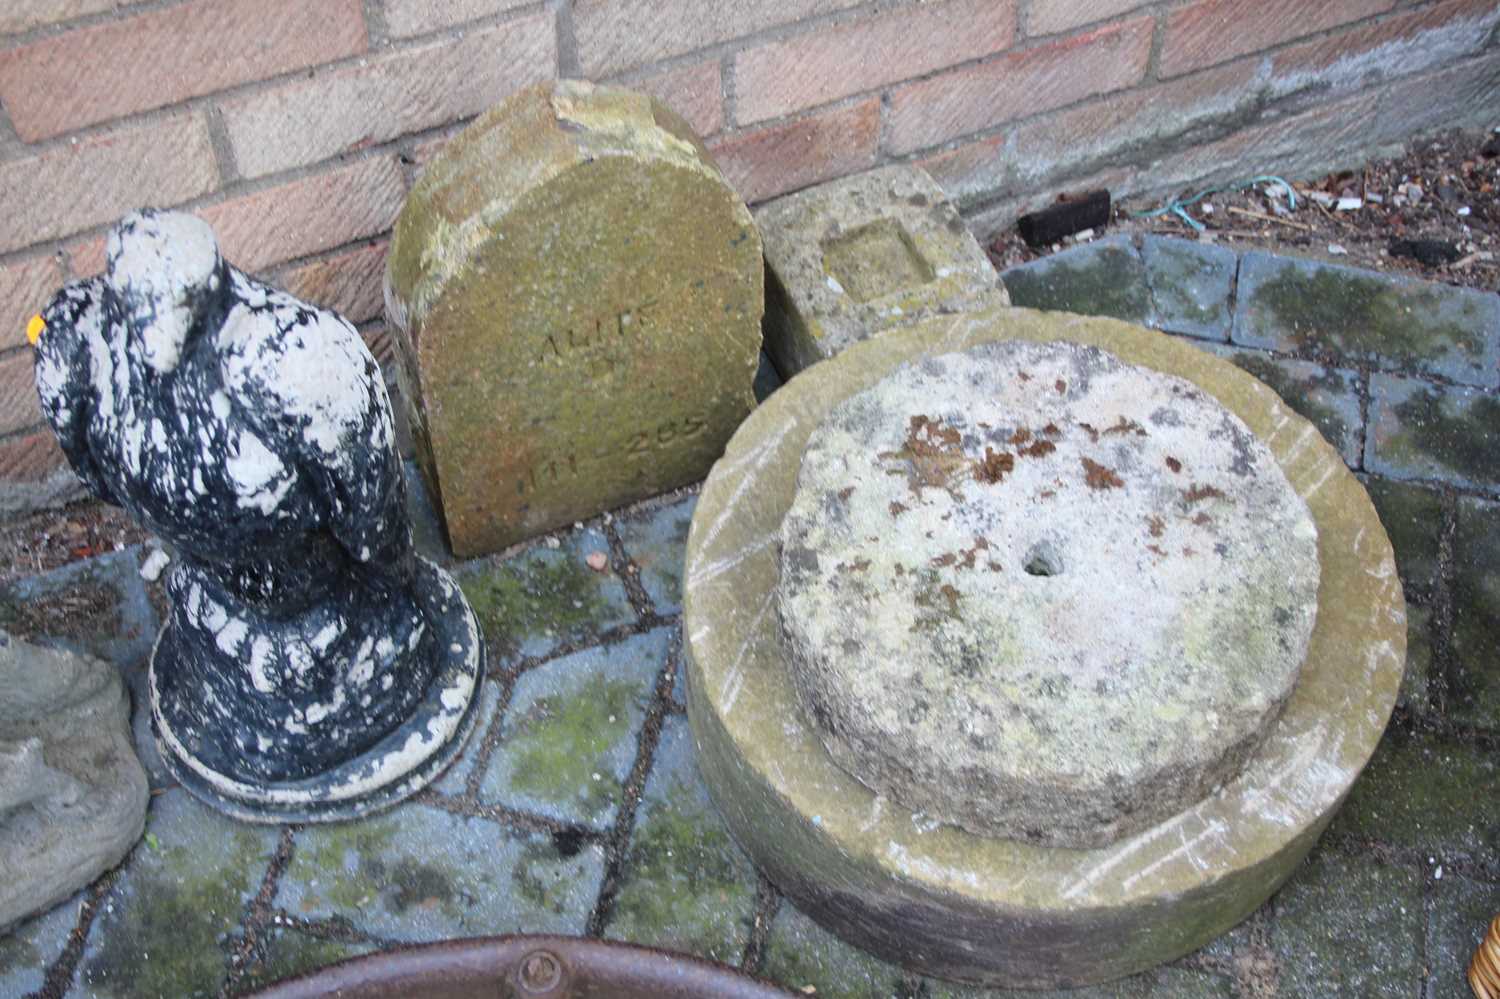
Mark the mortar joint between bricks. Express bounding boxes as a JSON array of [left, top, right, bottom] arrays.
[[552, 0, 581, 79]]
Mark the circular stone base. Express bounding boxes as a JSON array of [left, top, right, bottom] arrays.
[[777, 339, 1320, 847], [684, 307, 1405, 988], [152, 557, 485, 824]]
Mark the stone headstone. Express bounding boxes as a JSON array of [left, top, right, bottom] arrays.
[[776, 339, 1320, 847], [756, 164, 1008, 376], [386, 80, 763, 557], [1, 631, 147, 932]]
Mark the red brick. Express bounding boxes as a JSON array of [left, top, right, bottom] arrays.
[[917, 134, 1010, 206], [0, 352, 42, 437], [886, 16, 1154, 155], [274, 240, 390, 326], [410, 125, 469, 172], [573, 0, 863, 77], [620, 61, 725, 137], [1160, 0, 1395, 78], [0, 114, 218, 255], [1027, 0, 1151, 37], [708, 98, 880, 204], [222, 16, 555, 179], [383, 0, 535, 38], [734, 0, 1016, 125], [0, 0, 132, 36], [0, 254, 67, 351], [201, 157, 406, 274], [1272, 0, 1500, 84], [0, 0, 367, 141], [361, 322, 396, 366], [0, 429, 73, 490]]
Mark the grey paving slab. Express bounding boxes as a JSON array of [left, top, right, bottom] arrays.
[[274, 803, 603, 943], [453, 526, 635, 666], [1141, 235, 1237, 341], [1452, 496, 1500, 730], [1268, 847, 1425, 999], [476, 627, 667, 826], [1232, 251, 1500, 388], [930, 965, 1235, 997], [759, 903, 908, 999], [1001, 235, 1152, 324], [0, 889, 81, 996], [234, 926, 380, 996], [1399, 603, 1433, 716], [615, 495, 697, 617], [603, 715, 759, 965], [1202, 343, 1364, 467], [1427, 872, 1500, 999], [76, 789, 281, 999], [426, 673, 506, 796], [1366, 373, 1500, 490], [1328, 732, 1499, 868], [1363, 475, 1446, 598]]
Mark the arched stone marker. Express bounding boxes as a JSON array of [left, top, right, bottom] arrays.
[[386, 80, 763, 557], [683, 304, 1405, 987]]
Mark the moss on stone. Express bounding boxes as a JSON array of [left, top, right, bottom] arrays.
[[460, 554, 613, 656], [761, 907, 904, 999], [0, 934, 40, 978], [237, 931, 372, 994], [1451, 498, 1500, 727], [1363, 477, 1445, 594], [1253, 265, 1482, 363], [1228, 352, 1349, 454], [1388, 389, 1500, 485], [1002, 245, 1150, 322], [510, 840, 581, 916], [508, 673, 635, 811], [292, 819, 400, 912], [83, 829, 268, 998], [609, 781, 754, 961]]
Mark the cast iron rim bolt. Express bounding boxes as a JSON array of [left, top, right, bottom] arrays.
[[518, 949, 563, 994]]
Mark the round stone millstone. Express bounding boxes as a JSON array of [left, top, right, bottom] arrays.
[[777, 339, 1319, 848], [683, 306, 1406, 988]]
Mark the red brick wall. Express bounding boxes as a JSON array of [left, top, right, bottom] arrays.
[[1, 0, 1497, 508]]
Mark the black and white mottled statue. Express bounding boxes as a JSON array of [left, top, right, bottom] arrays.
[[29, 209, 485, 822]]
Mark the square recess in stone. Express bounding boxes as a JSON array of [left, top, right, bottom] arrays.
[[604, 715, 759, 965], [1366, 374, 1500, 491], [77, 789, 281, 999], [1232, 252, 1500, 388], [615, 495, 697, 616], [453, 526, 634, 666], [274, 803, 603, 943], [476, 627, 668, 827], [757, 164, 1005, 376]]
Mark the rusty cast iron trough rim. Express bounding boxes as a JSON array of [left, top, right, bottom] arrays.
[[245, 933, 800, 998]]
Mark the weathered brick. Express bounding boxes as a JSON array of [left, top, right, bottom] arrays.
[[383, 0, 534, 38], [63, 236, 107, 280], [708, 98, 879, 205], [273, 241, 389, 326], [1007, 59, 1261, 185], [733, 0, 1016, 125], [1273, 0, 1500, 90], [1027, 0, 1151, 37], [0, 351, 42, 437], [0, 254, 67, 351], [915, 133, 1010, 207], [0, 0, 126, 36], [573, 0, 863, 77], [0, 114, 218, 255], [410, 125, 469, 172], [1369, 50, 1500, 146], [885, 16, 1153, 155], [0, 0, 367, 142], [620, 60, 724, 137], [200, 156, 406, 273], [1160, 0, 1395, 79], [222, 16, 555, 179]]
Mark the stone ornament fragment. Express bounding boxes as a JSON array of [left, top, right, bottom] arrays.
[[0, 631, 147, 932], [386, 79, 763, 557], [756, 164, 1009, 377], [30, 210, 484, 822], [777, 339, 1319, 847]]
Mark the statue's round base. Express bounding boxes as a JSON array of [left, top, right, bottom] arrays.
[[150, 557, 485, 824], [684, 306, 1407, 988]]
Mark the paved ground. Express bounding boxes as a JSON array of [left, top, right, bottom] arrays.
[[0, 237, 1496, 998]]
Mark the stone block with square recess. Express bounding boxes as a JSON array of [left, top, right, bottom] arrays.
[[756, 164, 1008, 377], [386, 80, 763, 557]]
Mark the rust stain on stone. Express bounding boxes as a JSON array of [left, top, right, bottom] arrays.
[[1082, 457, 1124, 490], [1147, 515, 1165, 538], [1103, 416, 1147, 437], [974, 447, 1014, 484], [1165, 455, 1183, 473], [1182, 483, 1226, 504], [880, 414, 970, 498], [1019, 439, 1057, 459], [1078, 422, 1100, 442], [889, 500, 909, 518]]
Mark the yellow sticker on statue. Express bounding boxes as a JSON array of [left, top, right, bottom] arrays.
[[26, 314, 44, 346]]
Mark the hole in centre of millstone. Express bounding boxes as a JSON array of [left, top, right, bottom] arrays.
[[1023, 542, 1064, 577]]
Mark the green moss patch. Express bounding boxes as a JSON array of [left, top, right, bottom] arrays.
[[1388, 388, 1500, 488], [508, 673, 637, 813], [1002, 241, 1151, 323], [459, 546, 627, 658]]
